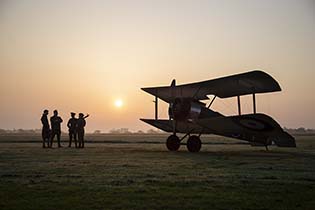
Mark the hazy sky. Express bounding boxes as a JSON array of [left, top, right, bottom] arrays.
[[0, 0, 314, 132]]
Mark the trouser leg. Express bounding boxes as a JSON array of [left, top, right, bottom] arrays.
[[42, 136, 46, 148], [69, 133, 72, 147], [57, 133, 61, 147], [80, 130, 85, 148], [74, 133, 77, 148], [42, 130, 47, 148], [45, 138, 48, 147], [50, 133, 55, 148], [78, 131, 83, 148], [47, 131, 51, 147]]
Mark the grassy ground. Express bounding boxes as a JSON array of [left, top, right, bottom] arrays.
[[0, 134, 314, 210]]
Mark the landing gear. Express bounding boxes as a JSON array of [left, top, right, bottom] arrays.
[[166, 134, 202, 152], [166, 135, 180, 151], [187, 135, 202, 152]]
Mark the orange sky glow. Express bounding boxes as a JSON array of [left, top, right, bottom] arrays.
[[0, 0, 314, 132]]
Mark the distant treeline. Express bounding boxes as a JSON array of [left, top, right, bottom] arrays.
[[0, 128, 165, 134], [283, 127, 315, 135], [1, 127, 314, 135]]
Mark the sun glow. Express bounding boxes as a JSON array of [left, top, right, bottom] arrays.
[[114, 99, 123, 108]]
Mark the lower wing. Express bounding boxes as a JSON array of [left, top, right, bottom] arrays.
[[140, 119, 205, 134]]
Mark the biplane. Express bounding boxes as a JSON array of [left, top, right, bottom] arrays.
[[140, 70, 296, 152]]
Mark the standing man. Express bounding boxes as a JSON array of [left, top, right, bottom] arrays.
[[67, 112, 77, 148], [50, 110, 63, 148], [77, 113, 89, 148], [40, 109, 50, 148]]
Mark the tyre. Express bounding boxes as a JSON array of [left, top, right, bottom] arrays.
[[187, 135, 201, 152], [166, 135, 180, 151]]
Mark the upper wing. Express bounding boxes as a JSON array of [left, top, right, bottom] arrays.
[[141, 70, 281, 102]]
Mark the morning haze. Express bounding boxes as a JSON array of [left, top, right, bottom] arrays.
[[0, 0, 314, 132]]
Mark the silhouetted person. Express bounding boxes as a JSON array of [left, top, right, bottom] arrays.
[[41, 109, 50, 148], [67, 112, 77, 148], [77, 113, 89, 148], [50, 110, 63, 148]]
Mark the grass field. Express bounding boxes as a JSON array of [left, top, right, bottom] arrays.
[[0, 134, 314, 210]]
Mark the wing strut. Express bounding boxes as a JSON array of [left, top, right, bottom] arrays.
[[170, 79, 177, 135], [154, 96, 158, 120], [253, 93, 256, 114], [207, 95, 217, 109], [237, 96, 241, 116]]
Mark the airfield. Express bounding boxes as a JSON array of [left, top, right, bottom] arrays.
[[0, 134, 314, 210]]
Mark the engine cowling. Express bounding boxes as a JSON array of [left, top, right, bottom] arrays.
[[168, 98, 203, 121]]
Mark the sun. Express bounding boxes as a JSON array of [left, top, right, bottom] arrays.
[[114, 99, 123, 108]]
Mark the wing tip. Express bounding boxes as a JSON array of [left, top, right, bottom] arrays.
[[252, 69, 282, 92], [141, 87, 155, 95]]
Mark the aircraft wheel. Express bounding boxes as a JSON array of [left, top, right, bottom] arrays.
[[187, 135, 201, 152], [166, 135, 180, 151]]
